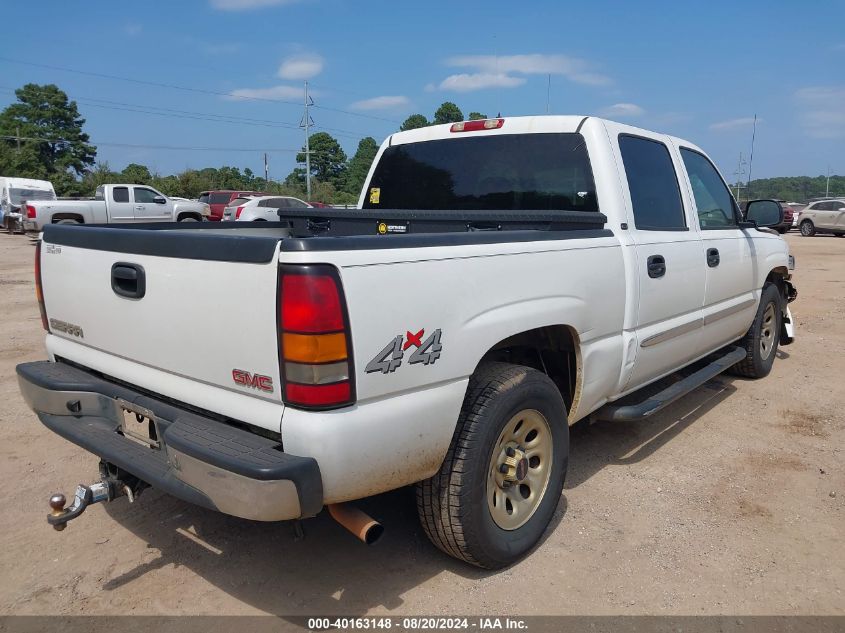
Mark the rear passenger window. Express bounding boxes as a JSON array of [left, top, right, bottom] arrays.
[[113, 187, 129, 203], [680, 148, 737, 229], [619, 135, 686, 230]]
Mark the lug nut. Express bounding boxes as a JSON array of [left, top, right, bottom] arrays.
[[499, 464, 509, 474], [506, 447, 516, 457]]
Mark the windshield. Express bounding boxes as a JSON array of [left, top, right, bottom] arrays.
[[362, 133, 599, 212], [9, 188, 56, 206]]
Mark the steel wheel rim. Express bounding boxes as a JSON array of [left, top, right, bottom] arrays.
[[760, 302, 777, 360], [486, 409, 553, 531]]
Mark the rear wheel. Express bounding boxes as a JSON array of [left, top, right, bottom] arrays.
[[730, 283, 782, 378], [416, 362, 568, 569], [55, 218, 81, 225], [800, 220, 816, 237], [178, 215, 199, 222]]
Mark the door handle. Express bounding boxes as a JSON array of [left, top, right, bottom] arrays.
[[647, 255, 666, 278], [111, 262, 146, 299], [134, 205, 144, 211], [707, 248, 720, 267]]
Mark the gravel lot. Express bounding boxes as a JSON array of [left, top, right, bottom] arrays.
[[0, 231, 842, 617]]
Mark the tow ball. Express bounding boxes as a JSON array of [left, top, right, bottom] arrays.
[[47, 478, 136, 531]]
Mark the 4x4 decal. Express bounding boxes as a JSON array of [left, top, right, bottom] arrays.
[[365, 328, 443, 374]]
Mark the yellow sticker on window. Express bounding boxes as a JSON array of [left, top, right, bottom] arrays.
[[369, 187, 381, 204]]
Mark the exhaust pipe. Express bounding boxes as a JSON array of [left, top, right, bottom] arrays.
[[327, 503, 384, 545]]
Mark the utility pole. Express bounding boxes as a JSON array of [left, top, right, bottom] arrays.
[[301, 80, 314, 201], [733, 152, 747, 200], [264, 152, 269, 184], [745, 114, 757, 199]]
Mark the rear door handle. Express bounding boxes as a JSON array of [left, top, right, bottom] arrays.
[[111, 262, 146, 299], [707, 248, 720, 267], [647, 255, 666, 278]]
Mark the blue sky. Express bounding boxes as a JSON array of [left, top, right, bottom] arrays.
[[2, 0, 843, 182]]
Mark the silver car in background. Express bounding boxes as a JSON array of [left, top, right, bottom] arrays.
[[224, 195, 312, 221], [798, 199, 845, 237]]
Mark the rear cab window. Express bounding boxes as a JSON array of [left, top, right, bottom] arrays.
[[112, 187, 129, 203], [618, 135, 686, 231], [198, 192, 210, 204], [362, 133, 599, 213], [209, 193, 233, 205]]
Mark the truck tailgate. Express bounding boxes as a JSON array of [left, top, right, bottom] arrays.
[[38, 227, 284, 419]]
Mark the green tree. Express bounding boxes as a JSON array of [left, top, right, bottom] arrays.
[[399, 113, 429, 131], [468, 112, 487, 120], [120, 163, 152, 184], [296, 132, 347, 187], [0, 84, 96, 189], [433, 102, 463, 125], [344, 136, 378, 196]]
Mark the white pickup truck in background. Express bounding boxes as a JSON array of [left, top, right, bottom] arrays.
[[22, 183, 210, 231], [17, 115, 796, 569]]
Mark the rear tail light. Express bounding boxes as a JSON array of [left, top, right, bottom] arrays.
[[279, 265, 354, 409], [26, 204, 36, 219], [235, 206, 245, 219], [450, 118, 505, 133], [34, 241, 48, 331]]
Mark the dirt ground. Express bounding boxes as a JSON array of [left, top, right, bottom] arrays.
[[0, 231, 842, 618]]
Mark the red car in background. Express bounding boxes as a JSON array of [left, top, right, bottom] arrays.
[[198, 190, 270, 221]]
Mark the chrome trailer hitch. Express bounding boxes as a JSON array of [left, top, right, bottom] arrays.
[[47, 462, 147, 531]]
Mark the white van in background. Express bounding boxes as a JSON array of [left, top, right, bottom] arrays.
[[0, 177, 56, 232]]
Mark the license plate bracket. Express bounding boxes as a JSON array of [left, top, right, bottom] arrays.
[[117, 398, 160, 449]]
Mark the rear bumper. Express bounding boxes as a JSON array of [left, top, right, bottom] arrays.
[[16, 360, 323, 521]]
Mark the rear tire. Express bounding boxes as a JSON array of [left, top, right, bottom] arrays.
[[416, 362, 569, 569], [55, 218, 81, 225], [730, 283, 782, 378], [800, 220, 815, 237], [777, 227, 787, 234]]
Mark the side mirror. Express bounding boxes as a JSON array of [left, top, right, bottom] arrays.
[[153, 196, 167, 204], [744, 199, 783, 228]]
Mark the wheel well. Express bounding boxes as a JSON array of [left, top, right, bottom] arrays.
[[766, 267, 790, 304], [177, 212, 202, 221], [478, 325, 579, 415], [52, 214, 84, 223]]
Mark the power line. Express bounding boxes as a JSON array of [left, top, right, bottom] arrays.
[[0, 56, 401, 125], [0, 134, 339, 155], [0, 86, 370, 141]]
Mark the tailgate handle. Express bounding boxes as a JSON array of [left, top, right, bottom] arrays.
[[111, 262, 146, 299]]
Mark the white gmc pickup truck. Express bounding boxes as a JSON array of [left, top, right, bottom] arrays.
[[17, 115, 797, 569], [23, 183, 210, 231]]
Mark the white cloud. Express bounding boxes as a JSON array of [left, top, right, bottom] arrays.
[[225, 85, 307, 101], [795, 86, 845, 139], [350, 95, 410, 110], [278, 53, 324, 80], [124, 23, 143, 36], [709, 117, 759, 131], [599, 103, 645, 118], [211, 0, 299, 10], [437, 73, 526, 93], [445, 53, 612, 86]]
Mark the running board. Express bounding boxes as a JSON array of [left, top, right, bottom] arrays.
[[594, 346, 747, 422]]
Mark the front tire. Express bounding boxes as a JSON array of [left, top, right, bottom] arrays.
[[800, 220, 816, 236], [416, 362, 569, 569], [730, 283, 782, 378]]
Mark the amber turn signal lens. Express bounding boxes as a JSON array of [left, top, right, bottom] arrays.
[[283, 332, 347, 363]]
